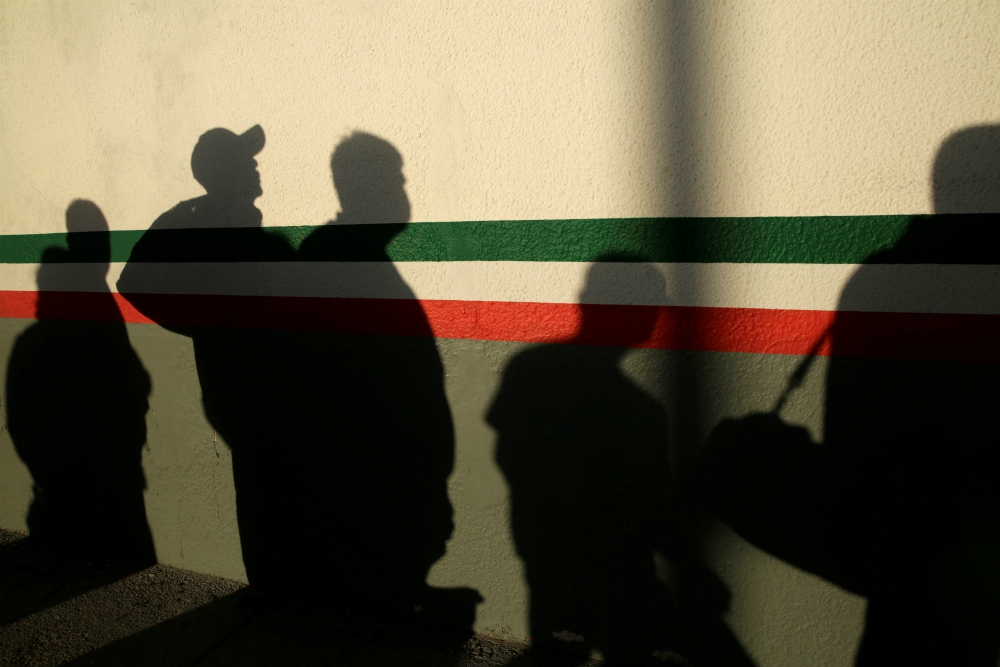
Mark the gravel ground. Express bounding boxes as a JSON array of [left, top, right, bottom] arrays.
[[0, 530, 610, 667]]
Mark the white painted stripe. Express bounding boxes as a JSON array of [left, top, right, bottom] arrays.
[[1, 262, 999, 315]]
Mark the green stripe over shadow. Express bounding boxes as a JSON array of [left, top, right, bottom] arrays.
[[1, 214, 996, 264]]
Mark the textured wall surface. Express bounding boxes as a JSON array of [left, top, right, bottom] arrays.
[[2, 3, 999, 666], [4, 1, 998, 234]]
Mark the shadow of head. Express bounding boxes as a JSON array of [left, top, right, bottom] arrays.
[[65, 198, 108, 234], [933, 125, 1000, 214], [332, 131, 410, 227], [44, 199, 110, 264], [37, 200, 112, 306], [578, 251, 666, 347], [190, 125, 264, 200]]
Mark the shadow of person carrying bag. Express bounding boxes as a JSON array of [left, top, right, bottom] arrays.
[[689, 336, 950, 600]]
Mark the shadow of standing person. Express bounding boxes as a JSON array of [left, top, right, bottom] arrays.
[[698, 126, 1000, 666], [295, 132, 480, 627], [490, 256, 746, 666], [117, 125, 297, 591], [826, 126, 1000, 666], [6, 199, 154, 564]]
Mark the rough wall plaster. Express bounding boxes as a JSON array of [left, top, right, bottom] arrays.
[[2, 2, 997, 236]]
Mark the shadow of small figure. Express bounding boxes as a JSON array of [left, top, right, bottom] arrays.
[[6, 200, 154, 565], [294, 132, 480, 628], [489, 255, 696, 666]]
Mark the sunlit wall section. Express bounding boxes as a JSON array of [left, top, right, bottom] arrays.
[[0, 1, 677, 235], [698, 1, 1000, 217]]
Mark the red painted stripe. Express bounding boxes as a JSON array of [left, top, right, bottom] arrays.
[[0, 291, 38, 319], [0, 290, 996, 364]]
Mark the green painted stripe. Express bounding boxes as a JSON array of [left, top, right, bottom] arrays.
[[1, 214, 997, 264]]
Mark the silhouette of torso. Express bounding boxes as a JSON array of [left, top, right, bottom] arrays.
[[121, 196, 296, 446], [821, 216, 1000, 665], [697, 129, 1000, 667], [293, 223, 455, 608], [489, 342, 675, 662], [119, 195, 297, 586], [8, 240, 153, 563]]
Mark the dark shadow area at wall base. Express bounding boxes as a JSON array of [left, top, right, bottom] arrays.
[[1, 530, 506, 667], [62, 590, 260, 667], [68, 598, 663, 667], [64, 593, 493, 667], [0, 532, 149, 625], [0, 530, 245, 667]]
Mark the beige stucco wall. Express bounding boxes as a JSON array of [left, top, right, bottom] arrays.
[[2, 3, 999, 666], [4, 1, 998, 237]]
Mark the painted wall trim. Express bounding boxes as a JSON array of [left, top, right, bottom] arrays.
[[0, 214, 997, 264], [2, 291, 997, 364]]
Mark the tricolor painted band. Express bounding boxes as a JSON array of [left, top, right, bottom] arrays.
[[6, 262, 1000, 315], [1, 290, 997, 364], [1, 213, 997, 265]]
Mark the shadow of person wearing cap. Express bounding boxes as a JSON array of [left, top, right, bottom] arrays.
[[118, 125, 297, 590]]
